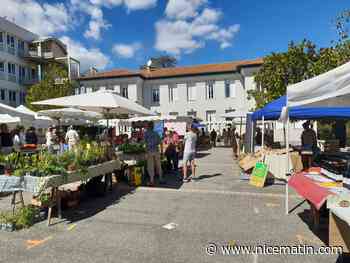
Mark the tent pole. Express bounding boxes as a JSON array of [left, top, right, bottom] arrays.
[[262, 116, 265, 149], [285, 115, 290, 215]]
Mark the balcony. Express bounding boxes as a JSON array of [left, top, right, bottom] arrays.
[[23, 50, 54, 63], [0, 72, 5, 81], [8, 74, 16, 83], [17, 49, 25, 58], [7, 46, 15, 55]]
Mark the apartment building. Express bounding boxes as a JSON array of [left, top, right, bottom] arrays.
[[78, 59, 262, 130], [0, 17, 80, 107]]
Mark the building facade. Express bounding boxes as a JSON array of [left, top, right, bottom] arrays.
[[78, 59, 262, 130], [0, 17, 80, 107]]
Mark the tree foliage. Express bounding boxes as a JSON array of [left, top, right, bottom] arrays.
[[249, 40, 350, 109], [140, 55, 177, 69], [26, 64, 75, 111]]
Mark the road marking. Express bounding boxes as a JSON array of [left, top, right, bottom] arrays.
[[162, 222, 178, 230], [26, 236, 52, 249], [67, 224, 77, 231], [254, 207, 259, 214], [138, 187, 299, 199]]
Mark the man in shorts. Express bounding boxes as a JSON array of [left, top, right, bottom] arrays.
[[183, 126, 197, 182]]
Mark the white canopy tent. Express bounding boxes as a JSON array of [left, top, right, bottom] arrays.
[[32, 90, 155, 116], [0, 114, 21, 124], [16, 105, 54, 128], [0, 102, 34, 122], [284, 61, 350, 215], [287, 61, 350, 107]]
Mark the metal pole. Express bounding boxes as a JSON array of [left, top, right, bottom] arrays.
[[262, 116, 265, 149], [285, 115, 290, 215]]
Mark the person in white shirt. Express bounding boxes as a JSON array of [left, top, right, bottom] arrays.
[[46, 127, 56, 153], [65, 126, 79, 151], [12, 128, 21, 152], [182, 126, 198, 182]]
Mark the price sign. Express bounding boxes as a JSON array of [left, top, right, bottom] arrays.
[[249, 162, 268, 188]]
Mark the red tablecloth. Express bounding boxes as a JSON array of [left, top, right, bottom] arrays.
[[288, 173, 334, 210]]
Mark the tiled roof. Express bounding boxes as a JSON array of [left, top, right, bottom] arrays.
[[79, 58, 263, 80]]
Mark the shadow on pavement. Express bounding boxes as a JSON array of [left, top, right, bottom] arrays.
[[297, 208, 329, 245], [60, 182, 136, 224], [193, 173, 222, 181]]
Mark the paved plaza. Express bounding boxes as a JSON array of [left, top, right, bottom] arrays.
[[0, 147, 344, 263]]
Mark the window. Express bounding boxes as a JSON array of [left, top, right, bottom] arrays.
[[0, 62, 4, 72], [7, 63, 15, 74], [18, 40, 25, 51], [225, 80, 236, 98], [121, 86, 128, 98], [206, 81, 214, 99], [225, 80, 231, 98], [7, 35, 15, 47], [187, 111, 197, 117], [9, 91, 16, 102], [0, 32, 3, 43], [19, 66, 25, 80], [152, 87, 160, 103], [168, 85, 178, 103], [19, 92, 25, 104], [0, 89, 5, 101], [31, 68, 36, 80], [187, 83, 196, 101], [206, 110, 216, 122]]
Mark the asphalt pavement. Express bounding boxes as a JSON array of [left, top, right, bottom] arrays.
[[0, 147, 345, 263]]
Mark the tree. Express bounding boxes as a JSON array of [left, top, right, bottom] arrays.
[[26, 64, 75, 111], [249, 40, 318, 109], [140, 55, 177, 69]]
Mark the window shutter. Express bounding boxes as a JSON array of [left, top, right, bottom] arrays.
[[230, 82, 236, 98]]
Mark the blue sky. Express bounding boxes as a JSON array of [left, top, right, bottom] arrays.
[[1, 0, 349, 71]]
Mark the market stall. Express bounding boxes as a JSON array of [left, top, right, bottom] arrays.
[[285, 61, 350, 250]]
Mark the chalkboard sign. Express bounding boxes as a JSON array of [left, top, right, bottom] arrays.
[[249, 162, 268, 188]]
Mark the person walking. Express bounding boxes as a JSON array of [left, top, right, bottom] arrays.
[[144, 121, 163, 186], [65, 126, 79, 151], [210, 129, 217, 147], [183, 126, 197, 182]]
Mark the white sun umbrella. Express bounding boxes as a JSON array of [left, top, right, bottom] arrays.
[[0, 114, 21, 124], [32, 90, 155, 116], [16, 105, 54, 128], [38, 107, 102, 120], [0, 102, 34, 122]]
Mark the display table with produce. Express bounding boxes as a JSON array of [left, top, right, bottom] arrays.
[[116, 143, 147, 186], [0, 142, 122, 226]]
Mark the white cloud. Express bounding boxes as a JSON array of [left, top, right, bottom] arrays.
[[123, 0, 157, 11], [71, 0, 157, 40], [165, 0, 207, 20], [155, 2, 240, 55], [60, 36, 110, 71], [155, 20, 202, 55], [0, 0, 70, 36], [112, 42, 142, 58]]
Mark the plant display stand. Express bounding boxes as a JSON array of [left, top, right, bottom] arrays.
[[0, 160, 121, 226]]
